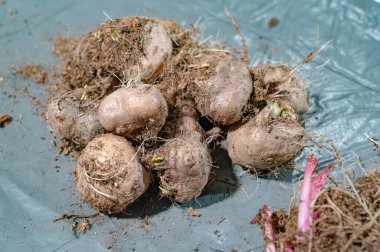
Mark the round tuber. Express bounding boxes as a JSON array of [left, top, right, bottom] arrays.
[[251, 64, 309, 114], [74, 134, 150, 214], [152, 117, 211, 203], [46, 90, 104, 147], [194, 53, 252, 125], [227, 103, 306, 170], [98, 84, 168, 140]]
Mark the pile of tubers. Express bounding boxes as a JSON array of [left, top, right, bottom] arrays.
[[46, 16, 308, 214]]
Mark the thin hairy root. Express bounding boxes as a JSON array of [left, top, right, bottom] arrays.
[[365, 133, 379, 146], [342, 209, 380, 251], [309, 133, 346, 186], [224, 7, 249, 65], [53, 212, 99, 223]]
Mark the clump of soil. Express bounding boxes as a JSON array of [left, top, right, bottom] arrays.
[[255, 171, 380, 251], [53, 36, 77, 61], [13, 64, 49, 84], [60, 16, 172, 94], [188, 207, 201, 217]]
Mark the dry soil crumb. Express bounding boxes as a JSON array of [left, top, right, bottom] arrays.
[[0, 114, 12, 127], [13, 64, 49, 84], [53, 36, 76, 61], [78, 218, 92, 234], [188, 207, 201, 217], [267, 17, 279, 28], [21, 86, 42, 107]]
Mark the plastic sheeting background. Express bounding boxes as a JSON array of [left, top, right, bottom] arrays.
[[0, 0, 379, 251]]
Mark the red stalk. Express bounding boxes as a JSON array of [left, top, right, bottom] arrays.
[[310, 163, 333, 200], [297, 154, 318, 232], [262, 204, 276, 252], [297, 155, 333, 232]]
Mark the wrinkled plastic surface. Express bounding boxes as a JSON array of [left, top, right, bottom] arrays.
[[0, 0, 379, 251]]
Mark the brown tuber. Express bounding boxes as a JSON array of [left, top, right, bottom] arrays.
[[152, 117, 211, 202], [46, 90, 105, 147], [74, 134, 150, 214], [227, 103, 306, 170], [140, 20, 173, 82], [194, 53, 252, 125], [98, 84, 168, 140], [251, 64, 309, 114]]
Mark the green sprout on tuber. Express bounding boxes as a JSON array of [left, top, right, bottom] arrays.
[[271, 101, 296, 118], [159, 179, 174, 196], [159, 186, 174, 196], [151, 154, 165, 166]]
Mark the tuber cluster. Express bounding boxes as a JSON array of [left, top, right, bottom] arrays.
[[46, 16, 309, 213]]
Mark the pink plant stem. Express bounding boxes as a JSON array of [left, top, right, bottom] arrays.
[[263, 204, 277, 252], [250, 213, 259, 224], [284, 240, 294, 252], [297, 154, 318, 232], [312, 210, 321, 220], [310, 163, 333, 201]]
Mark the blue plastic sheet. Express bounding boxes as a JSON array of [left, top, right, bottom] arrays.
[[1, 0, 379, 251]]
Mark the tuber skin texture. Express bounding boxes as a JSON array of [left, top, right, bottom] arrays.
[[171, 115, 204, 142], [194, 54, 252, 125], [154, 139, 211, 203], [74, 134, 150, 214], [251, 64, 309, 114], [227, 104, 305, 170], [152, 121, 211, 202], [46, 91, 104, 147], [141, 21, 173, 82], [277, 72, 308, 115], [98, 84, 168, 140]]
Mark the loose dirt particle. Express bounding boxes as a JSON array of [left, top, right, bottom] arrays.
[[21, 86, 43, 106], [53, 36, 76, 61], [0, 114, 12, 127], [188, 207, 201, 217], [13, 64, 49, 84], [50, 139, 56, 146], [78, 218, 92, 233], [267, 17, 279, 28], [52, 212, 99, 223]]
